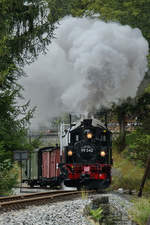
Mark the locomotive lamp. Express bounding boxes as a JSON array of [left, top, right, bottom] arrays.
[[68, 150, 73, 156], [100, 151, 106, 157], [87, 133, 93, 139]]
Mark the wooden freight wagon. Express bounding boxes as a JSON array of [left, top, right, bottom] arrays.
[[22, 146, 62, 188], [41, 148, 61, 187], [22, 149, 39, 187]]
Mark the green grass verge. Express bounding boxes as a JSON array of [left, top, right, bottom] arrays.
[[129, 198, 150, 225], [111, 147, 150, 194], [110, 142, 150, 225]]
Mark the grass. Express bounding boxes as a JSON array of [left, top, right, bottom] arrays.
[[111, 147, 150, 194], [129, 198, 150, 225], [81, 188, 88, 200], [111, 147, 150, 225]]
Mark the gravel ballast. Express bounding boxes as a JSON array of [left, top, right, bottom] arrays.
[[0, 193, 133, 225]]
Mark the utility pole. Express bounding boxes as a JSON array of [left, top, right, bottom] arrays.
[[146, 216, 150, 225], [138, 154, 150, 197]]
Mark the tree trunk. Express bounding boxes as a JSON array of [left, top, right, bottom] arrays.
[[118, 118, 126, 151]]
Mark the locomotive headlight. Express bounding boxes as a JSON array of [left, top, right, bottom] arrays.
[[87, 133, 93, 139], [68, 150, 73, 156], [100, 151, 106, 157]]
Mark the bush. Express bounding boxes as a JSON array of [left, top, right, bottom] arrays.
[[126, 130, 150, 166], [0, 160, 18, 195]]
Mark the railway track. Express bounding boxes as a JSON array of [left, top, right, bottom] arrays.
[[14, 186, 58, 189], [0, 190, 93, 214]]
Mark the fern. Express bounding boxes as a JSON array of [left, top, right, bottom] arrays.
[[89, 207, 103, 222]]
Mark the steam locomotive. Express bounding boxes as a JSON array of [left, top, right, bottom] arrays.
[[59, 117, 113, 190]]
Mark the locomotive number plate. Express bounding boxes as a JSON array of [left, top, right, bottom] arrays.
[[81, 146, 94, 153]]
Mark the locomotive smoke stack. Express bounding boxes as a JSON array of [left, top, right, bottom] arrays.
[[81, 112, 89, 120], [82, 112, 88, 120], [87, 112, 93, 119]]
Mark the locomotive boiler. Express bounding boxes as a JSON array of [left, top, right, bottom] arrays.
[[59, 117, 113, 190]]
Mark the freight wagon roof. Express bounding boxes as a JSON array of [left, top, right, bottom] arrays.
[[39, 146, 60, 152], [70, 118, 106, 131]]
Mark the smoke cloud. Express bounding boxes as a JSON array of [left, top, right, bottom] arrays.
[[21, 16, 149, 129]]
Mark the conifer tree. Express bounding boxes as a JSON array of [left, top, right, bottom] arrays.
[[0, 0, 58, 193]]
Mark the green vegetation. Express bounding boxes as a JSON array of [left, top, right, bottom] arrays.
[[81, 188, 88, 200], [0, 0, 59, 194], [111, 88, 150, 222], [84, 204, 103, 225], [89, 207, 103, 223], [112, 85, 150, 151], [113, 148, 141, 191], [66, 0, 150, 47], [112, 146, 150, 194], [0, 160, 18, 195], [129, 198, 150, 225], [125, 131, 150, 166], [111, 98, 135, 151]]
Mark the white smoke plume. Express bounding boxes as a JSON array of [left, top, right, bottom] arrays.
[[21, 16, 149, 128]]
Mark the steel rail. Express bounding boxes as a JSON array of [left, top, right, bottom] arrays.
[[0, 190, 94, 214], [0, 190, 74, 203]]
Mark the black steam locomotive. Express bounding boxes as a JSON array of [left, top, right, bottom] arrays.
[[60, 117, 113, 190]]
